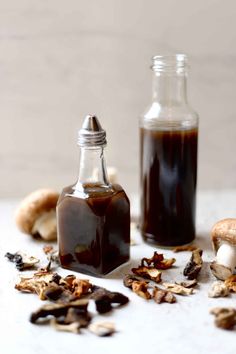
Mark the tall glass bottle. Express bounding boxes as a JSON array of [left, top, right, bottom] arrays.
[[57, 115, 130, 276], [140, 54, 198, 247]]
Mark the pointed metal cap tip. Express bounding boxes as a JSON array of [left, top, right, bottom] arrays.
[[78, 114, 107, 147]]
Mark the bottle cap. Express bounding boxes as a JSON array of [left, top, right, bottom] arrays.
[[78, 115, 107, 147]]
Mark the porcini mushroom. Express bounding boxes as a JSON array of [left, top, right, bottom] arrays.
[[210, 218, 236, 280], [15, 189, 59, 241]]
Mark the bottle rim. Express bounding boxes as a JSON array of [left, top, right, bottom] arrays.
[[151, 54, 189, 72]]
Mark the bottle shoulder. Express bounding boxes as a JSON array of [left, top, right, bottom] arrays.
[[57, 182, 129, 203], [140, 101, 198, 129]]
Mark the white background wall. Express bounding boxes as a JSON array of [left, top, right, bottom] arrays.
[[1, 0, 236, 197]]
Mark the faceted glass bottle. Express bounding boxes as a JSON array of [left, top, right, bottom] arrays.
[[140, 55, 198, 247], [57, 115, 130, 276]]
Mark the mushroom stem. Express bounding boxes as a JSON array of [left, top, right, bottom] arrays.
[[32, 210, 57, 241], [216, 243, 236, 273]]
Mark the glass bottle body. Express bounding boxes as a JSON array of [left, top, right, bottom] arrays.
[[140, 55, 198, 247], [57, 146, 130, 276]]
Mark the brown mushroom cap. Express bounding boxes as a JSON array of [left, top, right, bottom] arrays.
[[211, 218, 236, 253], [15, 189, 59, 235]]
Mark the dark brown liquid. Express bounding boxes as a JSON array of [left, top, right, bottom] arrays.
[[140, 127, 198, 246], [57, 183, 130, 276]]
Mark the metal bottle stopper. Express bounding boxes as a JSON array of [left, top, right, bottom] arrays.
[[78, 115, 107, 147]]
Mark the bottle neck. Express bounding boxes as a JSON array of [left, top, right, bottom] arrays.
[[152, 71, 188, 105], [77, 146, 109, 187]]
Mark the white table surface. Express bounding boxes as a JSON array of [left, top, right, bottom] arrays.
[[1, 190, 236, 354]]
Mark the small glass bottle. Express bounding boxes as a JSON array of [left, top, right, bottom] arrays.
[[140, 54, 198, 247], [57, 115, 130, 276]]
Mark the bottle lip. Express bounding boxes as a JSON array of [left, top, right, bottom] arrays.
[[151, 54, 189, 72]]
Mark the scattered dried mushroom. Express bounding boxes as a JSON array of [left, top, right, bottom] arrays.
[[88, 322, 115, 337], [141, 252, 176, 270], [132, 266, 162, 283], [162, 283, 194, 295], [90, 286, 129, 313], [183, 249, 203, 280], [208, 281, 229, 298], [152, 286, 176, 304], [30, 299, 89, 324], [16, 268, 129, 336], [131, 280, 152, 300], [5, 251, 39, 271], [210, 307, 236, 330], [225, 275, 236, 292], [43, 245, 59, 264], [172, 245, 199, 253], [131, 252, 175, 284], [176, 279, 198, 288], [123, 275, 151, 299]]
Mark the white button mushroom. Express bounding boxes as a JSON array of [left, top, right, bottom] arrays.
[[210, 218, 236, 280], [15, 189, 59, 241]]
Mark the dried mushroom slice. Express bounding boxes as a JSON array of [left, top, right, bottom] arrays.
[[172, 245, 199, 253], [30, 299, 89, 323], [152, 286, 176, 304], [225, 275, 236, 292], [208, 281, 229, 298], [210, 307, 236, 330], [15, 271, 56, 300], [5, 251, 39, 271], [51, 319, 81, 334], [132, 266, 162, 283], [131, 281, 152, 300], [162, 283, 194, 295], [123, 274, 142, 288], [183, 249, 203, 280], [141, 252, 176, 270], [89, 322, 115, 337], [176, 279, 197, 288], [90, 286, 129, 314], [71, 279, 92, 298]]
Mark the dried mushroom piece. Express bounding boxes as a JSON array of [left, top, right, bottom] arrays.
[[30, 299, 89, 323], [210, 307, 236, 330], [123, 274, 142, 288], [225, 275, 236, 292], [162, 283, 194, 295], [90, 286, 129, 314], [5, 251, 39, 271], [152, 286, 176, 304], [176, 279, 197, 288], [51, 306, 92, 333], [71, 279, 92, 299], [51, 319, 81, 334], [172, 245, 199, 253], [15, 271, 92, 302], [132, 266, 162, 283], [89, 322, 115, 337], [208, 281, 229, 298], [43, 245, 59, 264], [132, 281, 152, 300], [15, 271, 56, 300], [183, 249, 203, 280], [141, 252, 176, 270]]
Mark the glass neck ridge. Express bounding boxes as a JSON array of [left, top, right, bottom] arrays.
[[151, 54, 188, 105]]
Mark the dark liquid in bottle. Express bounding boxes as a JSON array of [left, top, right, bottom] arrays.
[[57, 183, 130, 276], [140, 127, 198, 246]]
